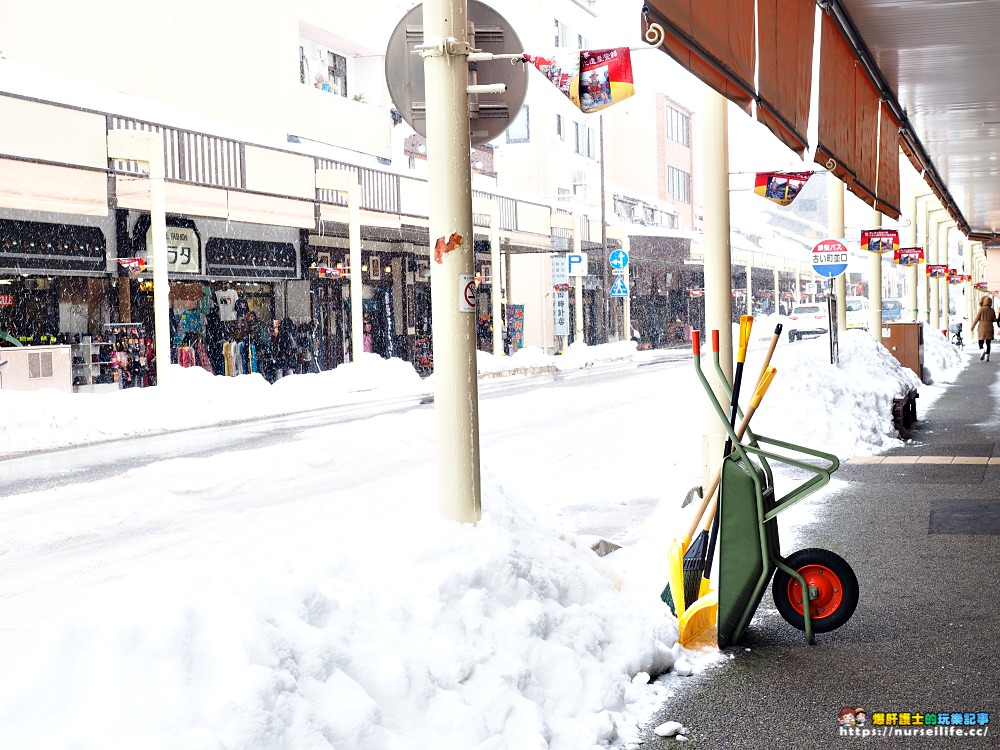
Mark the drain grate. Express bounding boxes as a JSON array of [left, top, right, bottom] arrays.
[[929, 499, 1000, 535]]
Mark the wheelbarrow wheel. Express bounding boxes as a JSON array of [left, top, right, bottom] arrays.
[[772, 548, 859, 633]]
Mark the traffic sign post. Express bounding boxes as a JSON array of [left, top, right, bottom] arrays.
[[609, 248, 629, 271], [567, 252, 588, 277], [609, 275, 629, 297], [811, 238, 849, 279]]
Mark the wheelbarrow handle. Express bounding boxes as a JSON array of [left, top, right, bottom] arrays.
[[689, 366, 778, 537]]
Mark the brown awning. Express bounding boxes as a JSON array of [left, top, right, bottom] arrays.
[[876, 104, 901, 220], [815, 12, 860, 188], [642, 0, 755, 114], [852, 64, 880, 210], [755, 0, 815, 157]]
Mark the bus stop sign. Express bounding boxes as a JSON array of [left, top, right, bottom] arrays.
[[811, 238, 849, 278]]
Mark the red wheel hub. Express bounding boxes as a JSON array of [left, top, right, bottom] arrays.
[[785, 564, 844, 619]]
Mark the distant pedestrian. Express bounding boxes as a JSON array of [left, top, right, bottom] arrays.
[[970, 295, 998, 361], [276, 318, 298, 376]]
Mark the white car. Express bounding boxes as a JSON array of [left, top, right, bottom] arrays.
[[786, 304, 829, 341], [845, 297, 870, 330]]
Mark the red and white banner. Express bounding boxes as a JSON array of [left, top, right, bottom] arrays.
[[926, 264, 948, 278], [894, 247, 924, 265], [0, 293, 14, 307], [117, 257, 147, 275], [753, 171, 812, 206], [860, 229, 899, 254], [525, 47, 635, 114]]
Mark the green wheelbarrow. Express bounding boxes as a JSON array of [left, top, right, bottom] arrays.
[[688, 328, 860, 647]]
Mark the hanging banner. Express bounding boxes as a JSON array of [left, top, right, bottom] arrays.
[[949, 271, 970, 285], [506, 304, 525, 352], [894, 247, 924, 265], [926, 264, 948, 278], [860, 229, 899, 254], [551, 255, 569, 335], [753, 171, 812, 206], [525, 47, 635, 113], [117, 257, 148, 276]]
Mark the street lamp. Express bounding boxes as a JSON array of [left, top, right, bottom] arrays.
[[107, 129, 170, 387]]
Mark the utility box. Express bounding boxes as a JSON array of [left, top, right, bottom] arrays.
[[0, 345, 73, 393], [882, 322, 924, 382]]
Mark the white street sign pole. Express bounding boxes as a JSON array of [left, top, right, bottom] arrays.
[[422, 0, 481, 524]]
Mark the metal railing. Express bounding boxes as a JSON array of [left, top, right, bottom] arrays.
[[108, 115, 245, 189], [315, 158, 400, 215]]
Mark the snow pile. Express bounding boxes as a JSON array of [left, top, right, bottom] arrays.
[[0, 326, 968, 749]]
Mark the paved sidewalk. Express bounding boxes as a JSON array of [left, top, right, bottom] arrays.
[[642, 351, 1000, 747]]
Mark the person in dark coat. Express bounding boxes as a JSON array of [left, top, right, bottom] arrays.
[[276, 318, 298, 377], [970, 295, 999, 361], [204, 305, 225, 375]]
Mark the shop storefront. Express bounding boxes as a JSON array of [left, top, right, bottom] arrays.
[[125, 212, 303, 381], [306, 235, 433, 372], [0, 215, 137, 391]]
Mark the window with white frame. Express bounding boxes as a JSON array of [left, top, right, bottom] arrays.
[[667, 106, 690, 147], [506, 105, 530, 143], [668, 166, 692, 204], [556, 113, 565, 140]]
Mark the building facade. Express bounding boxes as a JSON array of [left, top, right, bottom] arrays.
[[0, 0, 826, 390]]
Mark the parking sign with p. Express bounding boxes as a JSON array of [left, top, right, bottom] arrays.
[[567, 252, 588, 277]]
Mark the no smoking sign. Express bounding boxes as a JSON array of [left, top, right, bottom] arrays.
[[459, 274, 476, 312]]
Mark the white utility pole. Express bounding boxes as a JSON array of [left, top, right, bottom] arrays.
[[421, 0, 481, 524]]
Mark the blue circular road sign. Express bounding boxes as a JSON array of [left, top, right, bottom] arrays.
[[609, 249, 629, 270]]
